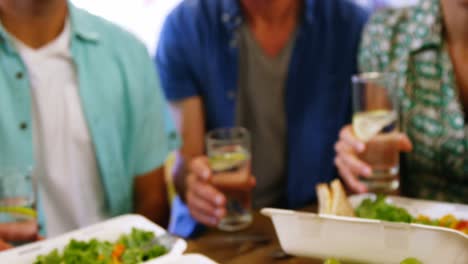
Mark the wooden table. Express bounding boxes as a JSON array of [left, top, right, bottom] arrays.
[[186, 207, 323, 264]]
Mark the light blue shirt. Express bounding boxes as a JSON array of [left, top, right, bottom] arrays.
[[0, 3, 179, 230]]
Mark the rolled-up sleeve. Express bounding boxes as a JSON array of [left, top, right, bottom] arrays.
[[155, 10, 200, 101]]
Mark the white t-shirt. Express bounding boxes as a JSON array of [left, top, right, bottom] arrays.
[[11, 22, 108, 237]]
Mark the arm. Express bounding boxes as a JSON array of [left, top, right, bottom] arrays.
[[335, 11, 412, 193], [169, 97, 229, 226], [134, 167, 169, 227], [169, 97, 205, 198]]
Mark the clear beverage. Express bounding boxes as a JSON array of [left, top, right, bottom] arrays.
[[0, 166, 38, 243], [206, 128, 252, 231], [352, 72, 399, 193], [353, 110, 399, 192]]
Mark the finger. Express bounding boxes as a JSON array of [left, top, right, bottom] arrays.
[[335, 141, 372, 177], [0, 239, 12, 251], [334, 141, 354, 155], [335, 156, 367, 193], [339, 151, 372, 177], [340, 126, 365, 153], [188, 187, 225, 219], [192, 178, 226, 207], [190, 207, 219, 227], [190, 156, 212, 180], [248, 176, 256, 188], [0, 221, 38, 242], [398, 134, 413, 152]]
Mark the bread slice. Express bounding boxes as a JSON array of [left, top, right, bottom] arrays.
[[330, 179, 355, 217], [316, 183, 332, 214], [315, 179, 355, 217]]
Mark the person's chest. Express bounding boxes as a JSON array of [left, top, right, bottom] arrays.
[[449, 50, 468, 120], [402, 48, 467, 177], [0, 41, 130, 172], [198, 23, 356, 130]]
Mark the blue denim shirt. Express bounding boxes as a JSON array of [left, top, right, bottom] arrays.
[[157, 0, 368, 237], [0, 3, 179, 233]]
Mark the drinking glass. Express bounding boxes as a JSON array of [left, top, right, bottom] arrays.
[[206, 127, 252, 231], [352, 72, 399, 193], [0, 166, 38, 243]]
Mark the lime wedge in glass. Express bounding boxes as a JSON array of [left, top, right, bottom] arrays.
[[352, 110, 397, 142], [0, 206, 37, 218], [209, 151, 248, 172]]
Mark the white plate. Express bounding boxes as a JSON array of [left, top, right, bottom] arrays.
[[155, 254, 218, 264], [0, 214, 187, 264], [262, 195, 468, 264]]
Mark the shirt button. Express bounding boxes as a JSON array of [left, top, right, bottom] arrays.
[[234, 16, 242, 25], [227, 90, 236, 100], [16, 72, 23, 79], [19, 122, 28, 130], [222, 13, 230, 23]]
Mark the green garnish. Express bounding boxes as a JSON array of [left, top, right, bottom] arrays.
[[323, 258, 342, 264], [323, 257, 422, 264], [400, 257, 423, 264], [355, 195, 413, 223]]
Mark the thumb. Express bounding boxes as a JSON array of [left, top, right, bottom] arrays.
[[190, 156, 212, 181], [398, 133, 413, 152]]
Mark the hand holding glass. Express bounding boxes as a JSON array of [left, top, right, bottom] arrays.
[[352, 72, 399, 193], [0, 166, 38, 245], [206, 127, 252, 231]]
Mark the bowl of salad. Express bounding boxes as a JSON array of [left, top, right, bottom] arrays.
[[0, 214, 187, 264]]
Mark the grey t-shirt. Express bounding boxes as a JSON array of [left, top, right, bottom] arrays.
[[236, 25, 295, 208]]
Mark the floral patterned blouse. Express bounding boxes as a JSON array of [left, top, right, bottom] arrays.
[[359, 0, 467, 203]]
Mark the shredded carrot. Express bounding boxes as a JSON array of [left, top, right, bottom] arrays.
[[111, 243, 126, 259]]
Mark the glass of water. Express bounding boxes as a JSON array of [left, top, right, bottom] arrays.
[[0, 166, 38, 243], [206, 127, 252, 231], [352, 72, 399, 193]]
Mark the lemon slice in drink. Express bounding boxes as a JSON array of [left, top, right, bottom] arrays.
[[353, 110, 397, 142], [0, 206, 37, 218], [209, 151, 248, 172]]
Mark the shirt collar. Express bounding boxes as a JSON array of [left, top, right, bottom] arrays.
[[68, 2, 100, 42], [220, 0, 316, 31], [407, 0, 443, 52]]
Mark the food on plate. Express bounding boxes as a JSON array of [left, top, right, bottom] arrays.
[[323, 258, 341, 264], [315, 181, 468, 235], [455, 220, 468, 234], [34, 228, 168, 264], [355, 195, 412, 223], [400, 257, 423, 264], [355, 196, 468, 234], [322, 257, 422, 264], [316, 179, 355, 217]]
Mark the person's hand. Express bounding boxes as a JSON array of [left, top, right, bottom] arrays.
[[334, 125, 413, 193], [186, 156, 255, 227], [0, 221, 39, 251], [0, 239, 12, 251]]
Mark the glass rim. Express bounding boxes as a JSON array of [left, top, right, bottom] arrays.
[[352, 72, 397, 83], [206, 127, 250, 142]]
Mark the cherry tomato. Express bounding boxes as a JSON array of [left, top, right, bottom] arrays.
[[455, 220, 468, 234]]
